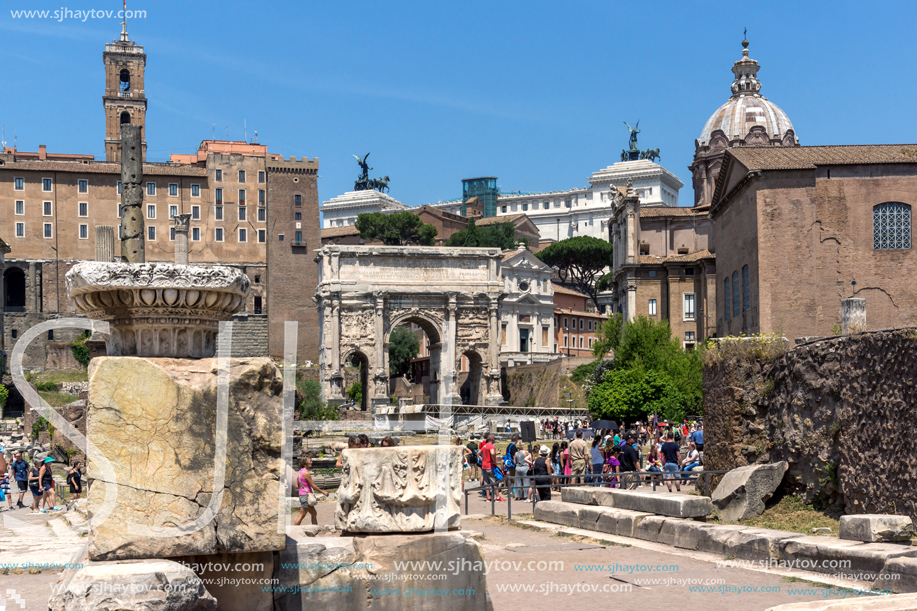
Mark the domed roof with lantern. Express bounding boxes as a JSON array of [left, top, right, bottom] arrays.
[[697, 38, 798, 149]]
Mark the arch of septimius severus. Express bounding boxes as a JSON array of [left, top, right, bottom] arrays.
[[314, 245, 507, 410]]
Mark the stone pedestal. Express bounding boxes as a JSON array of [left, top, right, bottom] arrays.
[[87, 356, 285, 560], [841, 298, 866, 334], [335, 446, 462, 533]]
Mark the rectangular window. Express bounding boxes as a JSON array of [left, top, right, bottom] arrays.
[[294, 231, 303, 245], [579, 319, 584, 330], [239, 228, 248, 243], [565, 200, 572, 208], [215, 188, 223, 203], [78, 179, 88, 193], [43, 222, 52, 238], [648, 270, 656, 278], [686, 331, 696, 341], [170, 226, 176, 241], [146, 182, 156, 196], [501, 206, 507, 213], [192, 205, 200, 220], [42, 178, 52, 192], [258, 189, 265, 205], [117, 203, 121, 218], [649, 299, 657, 316], [238, 170, 246, 183], [215, 227, 224, 242], [239, 206, 247, 221], [579, 336, 584, 348], [215, 169, 222, 182], [258, 170, 265, 183], [238, 189, 246, 204], [294, 194, 302, 207], [215, 205, 223, 221], [724, 277, 731, 321], [147, 204, 156, 219], [79, 224, 88, 239], [14, 177, 24, 191], [258, 207, 266, 222], [501, 324, 507, 346], [732, 271, 741, 318], [278, 234, 284, 241], [79, 202, 88, 217], [685, 267, 694, 275], [533, 202, 539, 210], [192, 227, 201, 241], [15, 201, 24, 215], [15, 222, 24, 237], [169, 205, 178, 219], [563, 335, 568, 347], [742, 265, 750, 312], [563, 317, 568, 329], [169, 183, 178, 197], [542, 326, 549, 346], [258, 229, 266, 243], [522, 203, 528, 211], [191, 183, 200, 197], [117, 181, 122, 194], [147, 226, 156, 241], [43, 201, 52, 216], [684, 294, 696, 320]]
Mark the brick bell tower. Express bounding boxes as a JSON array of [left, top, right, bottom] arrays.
[[103, 19, 147, 162]]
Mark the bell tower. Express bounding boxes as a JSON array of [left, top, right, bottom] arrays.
[[103, 20, 147, 162]]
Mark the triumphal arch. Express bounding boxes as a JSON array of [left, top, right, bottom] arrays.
[[315, 245, 506, 410]]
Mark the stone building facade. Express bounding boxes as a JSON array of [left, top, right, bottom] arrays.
[[498, 247, 558, 365], [711, 144, 917, 341], [553, 285, 606, 357], [0, 26, 320, 369]]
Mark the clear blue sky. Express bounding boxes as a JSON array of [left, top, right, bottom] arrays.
[[3, 0, 916, 207]]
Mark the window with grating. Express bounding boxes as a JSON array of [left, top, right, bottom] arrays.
[[874, 202, 911, 249]]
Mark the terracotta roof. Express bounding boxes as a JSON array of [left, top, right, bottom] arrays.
[[727, 145, 917, 171], [0, 159, 208, 176], [639, 206, 710, 218], [552, 284, 589, 298], [476, 214, 526, 226], [320, 225, 361, 238], [632, 249, 715, 266]]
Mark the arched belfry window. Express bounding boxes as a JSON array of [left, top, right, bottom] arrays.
[[119, 69, 130, 92], [120, 112, 130, 125], [874, 202, 911, 249]]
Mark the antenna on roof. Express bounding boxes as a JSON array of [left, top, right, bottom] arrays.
[[252, 130, 259, 144], [244, 119, 247, 143], [1, 124, 5, 149]]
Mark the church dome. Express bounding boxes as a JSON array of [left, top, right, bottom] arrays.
[[698, 39, 797, 147]]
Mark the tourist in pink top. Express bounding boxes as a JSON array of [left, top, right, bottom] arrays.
[[294, 457, 328, 526], [561, 442, 572, 478]]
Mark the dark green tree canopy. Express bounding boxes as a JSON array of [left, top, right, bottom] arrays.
[[389, 325, 420, 376], [355, 211, 437, 246], [445, 218, 522, 250], [536, 236, 612, 308]]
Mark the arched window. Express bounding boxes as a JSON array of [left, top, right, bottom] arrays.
[[120, 112, 130, 125], [874, 202, 911, 249], [119, 69, 131, 92], [742, 265, 750, 312], [4, 267, 26, 310], [732, 271, 740, 318], [724, 276, 731, 321]]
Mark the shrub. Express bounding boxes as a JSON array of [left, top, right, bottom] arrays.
[[70, 331, 91, 368], [35, 382, 58, 392], [570, 360, 599, 383], [0, 385, 8, 409]]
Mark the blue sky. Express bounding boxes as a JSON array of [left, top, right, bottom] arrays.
[[3, 0, 916, 207]]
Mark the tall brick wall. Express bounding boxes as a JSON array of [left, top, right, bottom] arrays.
[[228, 314, 269, 357], [704, 329, 917, 519]]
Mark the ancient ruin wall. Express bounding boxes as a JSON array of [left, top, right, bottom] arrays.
[[703, 329, 917, 519]]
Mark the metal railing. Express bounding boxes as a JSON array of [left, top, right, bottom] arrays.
[[463, 469, 730, 519]]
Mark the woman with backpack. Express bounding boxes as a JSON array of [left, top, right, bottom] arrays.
[[294, 456, 329, 526]]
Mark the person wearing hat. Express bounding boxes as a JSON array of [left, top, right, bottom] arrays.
[[531, 446, 552, 501], [38, 457, 61, 512]]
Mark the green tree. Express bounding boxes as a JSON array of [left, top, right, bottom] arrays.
[[445, 219, 521, 250], [389, 326, 420, 376], [536, 236, 613, 308], [355, 211, 437, 246], [0, 384, 8, 410], [592, 313, 624, 357], [587, 366, 688, 422], [346, 381, 363, 405]]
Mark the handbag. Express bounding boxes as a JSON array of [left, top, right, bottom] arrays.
[[306, 493, 318, 506]]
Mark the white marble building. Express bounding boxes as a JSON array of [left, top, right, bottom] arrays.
[[498, 247, 559, 365], [320, 190, 409, 228]]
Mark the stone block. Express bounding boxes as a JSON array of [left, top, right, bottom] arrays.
[[839, 515, 916, 543], [711, 462, 788, 522], [605, 489, 712, 518], [48, 559, 217, 611], [577, 505, 610, 531], [779, 536, 866, 574], [633, 515, 669, 542], [335, 446, 462, 533], [273, 531, 493, 611], [695, 524, 748, 555], [874, 556, 917, 594], [86, 357, 285, 561], [672, 521, 716, 551], [606, 508, 653, 538], [723, 528, 805, 562], [561, 486, 599, 505], [657, 518, 685, 546], [533, 501, 580, 527]]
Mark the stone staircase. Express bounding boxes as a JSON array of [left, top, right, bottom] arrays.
[[0, 498, 89, 569], [531, 487, 917, 594]]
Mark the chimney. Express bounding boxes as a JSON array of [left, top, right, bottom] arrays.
[[38, 145, 47, 160]]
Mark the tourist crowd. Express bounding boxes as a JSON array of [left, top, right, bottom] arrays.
[[0, 450, 83, 514]]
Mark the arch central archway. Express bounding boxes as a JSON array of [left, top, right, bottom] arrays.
[[315, 245, 507, 411]]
